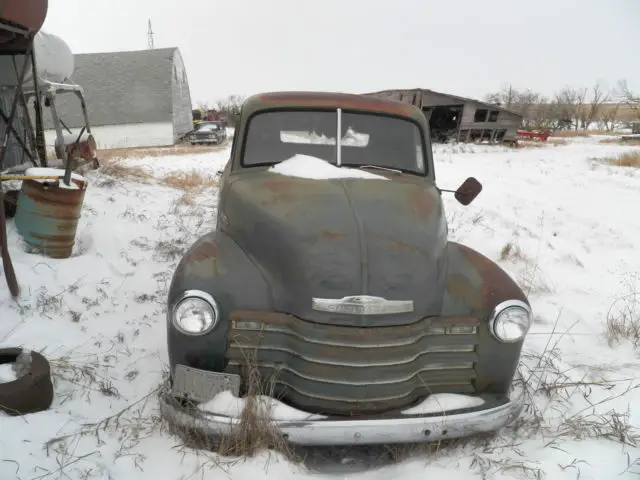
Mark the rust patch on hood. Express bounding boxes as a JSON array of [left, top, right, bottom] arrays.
[[446, 273, 483, 309], [263, 179, 294, 192], [319, 230, 347, 241], [408, 188, 436, 218], [182, 238, 227, 277], [457, 244, 528, 310]]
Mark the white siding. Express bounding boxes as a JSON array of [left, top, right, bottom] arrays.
[[171, 50, 194, 141], [44, 122, 173, 150]]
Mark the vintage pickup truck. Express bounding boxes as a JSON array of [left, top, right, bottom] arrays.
[[159, 91, 531, 446]]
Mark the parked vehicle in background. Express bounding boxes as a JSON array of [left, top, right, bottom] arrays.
[[187, 120, 226, 145], [192, 108, 227, 128], [161, 91, 531, 447]]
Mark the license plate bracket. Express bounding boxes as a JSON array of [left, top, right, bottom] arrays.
[[172, 364, 241, 403]]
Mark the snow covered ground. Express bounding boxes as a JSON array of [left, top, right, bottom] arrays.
[[1, 137, 639, 479]]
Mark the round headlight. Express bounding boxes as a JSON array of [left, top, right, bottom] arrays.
[[172, 290, 219, 335], [489, 300, 532, 343]]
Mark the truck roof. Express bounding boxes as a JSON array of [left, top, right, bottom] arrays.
[[241, 91, 427, 125]]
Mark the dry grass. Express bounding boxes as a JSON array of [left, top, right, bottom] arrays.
[[162, 346, 297, 463], [601, 151, 640, 168], [516, 141, 546, 149], [162, 171, 218, 192], [516, 139, 568, 148], [599, 138, 640, 146], [551, 129, 611, 138], [98, 158, 220, 194], [99, 161, 152, 182], [98, 144, 224, 162], [500, 242, 527, 262], [604, 281, 640, 349]]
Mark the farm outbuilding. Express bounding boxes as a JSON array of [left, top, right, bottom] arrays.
[[41, 47, 194, 149], [364, 88, 524, 144]]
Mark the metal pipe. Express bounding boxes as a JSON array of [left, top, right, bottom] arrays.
[[46, 94, 72, 186], [0, 108, 34, 163], [336, 108, 342, 167], [75, 91, 92, 134], [17, 87, 39, 166], [0, 51, 32, 170], [0, 35, 33, 298], [29, 51, 47, 166]]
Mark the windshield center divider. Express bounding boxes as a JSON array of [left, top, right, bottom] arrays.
[[336, 107, 342, 167]]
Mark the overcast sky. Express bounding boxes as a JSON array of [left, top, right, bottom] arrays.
[[42, 0, 640, 106]]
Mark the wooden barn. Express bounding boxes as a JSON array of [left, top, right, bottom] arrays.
[[364, 88, 524, 144]]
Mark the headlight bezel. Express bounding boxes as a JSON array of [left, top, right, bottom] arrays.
[[488, 299, 532, 343], [171, 289, 220, 336]]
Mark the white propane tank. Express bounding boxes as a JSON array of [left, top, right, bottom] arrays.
[[0, 30, 74, 86]]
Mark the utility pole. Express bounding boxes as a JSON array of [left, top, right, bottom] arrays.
[[147, 19, 155, 49]]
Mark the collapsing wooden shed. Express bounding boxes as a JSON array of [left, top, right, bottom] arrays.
[[364, 88, 524, 144]]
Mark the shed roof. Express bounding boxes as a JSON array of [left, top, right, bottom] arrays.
[[42, 47, 179, 129], [364, 88, 524, 118]]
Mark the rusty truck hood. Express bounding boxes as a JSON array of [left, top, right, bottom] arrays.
[[221, 169, 448, 326]]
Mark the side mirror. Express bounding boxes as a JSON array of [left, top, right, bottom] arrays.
[[454, 177, 483, 206]]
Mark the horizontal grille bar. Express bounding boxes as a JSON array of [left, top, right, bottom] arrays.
[[226, 310, 480, 414]]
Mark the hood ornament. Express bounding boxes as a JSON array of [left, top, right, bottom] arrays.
[[311, 295, 414, 315]]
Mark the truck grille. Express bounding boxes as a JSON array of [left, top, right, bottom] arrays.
[[225, 310, 479, 415]]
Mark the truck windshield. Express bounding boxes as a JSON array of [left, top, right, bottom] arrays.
[[242, 109, 426, 175]]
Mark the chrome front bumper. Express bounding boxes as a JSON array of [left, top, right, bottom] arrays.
[[159, 368, 525, 447]]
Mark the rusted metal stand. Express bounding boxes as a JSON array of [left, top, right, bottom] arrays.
[[0, 35, 34, 297]]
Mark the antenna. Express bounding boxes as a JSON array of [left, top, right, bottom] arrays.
[[147, 19, 155, 49]]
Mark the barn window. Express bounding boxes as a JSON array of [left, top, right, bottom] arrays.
[[174, 66, 178, 82], [488, 110, 499, 122], [474, 109, 488, 122]]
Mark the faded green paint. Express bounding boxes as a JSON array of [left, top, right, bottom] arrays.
[[166, 90, 530, 417]]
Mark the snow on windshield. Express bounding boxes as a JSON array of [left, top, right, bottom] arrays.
[[268, 154, 388, 180]]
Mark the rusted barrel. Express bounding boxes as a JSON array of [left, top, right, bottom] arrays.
[[0, 0, 48, 34], [14, 169, 87, 259]]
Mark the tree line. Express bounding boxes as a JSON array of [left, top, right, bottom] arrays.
[[484, 80, 640, 132], [202, 81, 640, 133]]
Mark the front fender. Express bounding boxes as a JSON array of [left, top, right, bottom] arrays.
[[167, 230, 272, 373], [442, 241, 530, 394], [442, 241, 529, 318]]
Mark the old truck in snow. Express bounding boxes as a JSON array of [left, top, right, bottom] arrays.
[[160, 91, 531, 446]]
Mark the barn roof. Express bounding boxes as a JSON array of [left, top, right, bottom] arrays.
[[41, 47, 179, 129]]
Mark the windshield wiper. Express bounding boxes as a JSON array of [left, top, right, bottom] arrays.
[[357, 165, 402, 174]]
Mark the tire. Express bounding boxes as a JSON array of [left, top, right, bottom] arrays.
[[0, 348, 54, 415]]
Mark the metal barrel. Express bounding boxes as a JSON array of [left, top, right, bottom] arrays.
[[14, 177, 87, 259]]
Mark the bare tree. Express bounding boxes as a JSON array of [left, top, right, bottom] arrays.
[[484, 84, 518, 107], [579, 81, 610, 131], [617, 79, 640, 122], [215, 94, 246, 126], [599, 103, 620, 132], [484, 85, 559, 129], [553, 86, 584, 131]]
